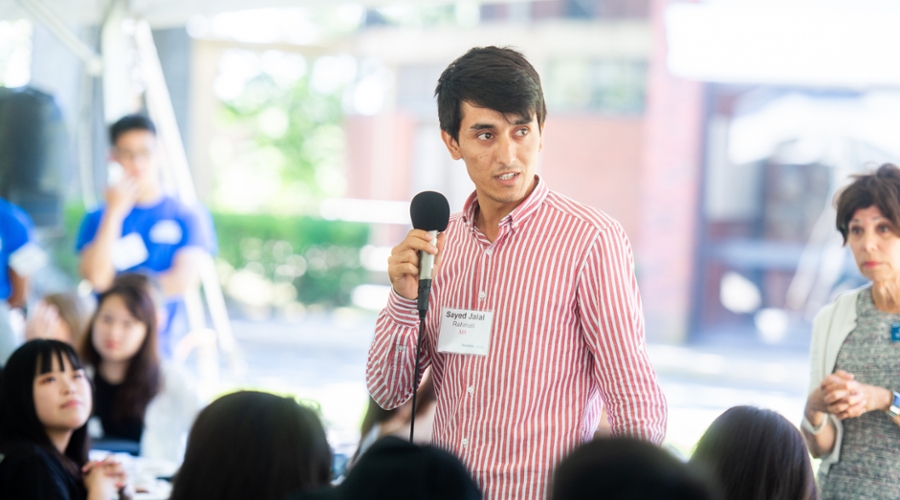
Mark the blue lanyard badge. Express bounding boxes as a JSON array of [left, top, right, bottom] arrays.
[[892, 323, 900, 342]]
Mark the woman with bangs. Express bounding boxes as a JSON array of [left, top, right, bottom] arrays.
[[81, 273, 200, 462], [0, 339, 127, 499]]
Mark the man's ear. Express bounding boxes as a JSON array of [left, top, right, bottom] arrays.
[[440, 130, 463, 161], [538, 122, 545, 153]]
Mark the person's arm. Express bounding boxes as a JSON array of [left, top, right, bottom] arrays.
[[802, 382, 840, 458], [156, 247, 205, 297], [7, 268, 27, 309], [577, 222, 667, 445], [79, 180, 139, 292], [366, 229, 445, 410]]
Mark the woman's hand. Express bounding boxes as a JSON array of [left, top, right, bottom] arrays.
[[83, 457, 128, 500], [806, 370, 864, 420], [812, 370, 893, 420]]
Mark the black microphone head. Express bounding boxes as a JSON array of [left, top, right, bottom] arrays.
[[410, 191, 450, 232]]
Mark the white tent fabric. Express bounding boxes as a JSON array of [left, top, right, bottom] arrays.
[[1, 0, 488, 27]]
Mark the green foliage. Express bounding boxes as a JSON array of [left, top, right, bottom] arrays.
[[54, 204, 369, 308], [211, 212, 368, 307], [211, 53, 349, 213], [45, 203, 87, 283]]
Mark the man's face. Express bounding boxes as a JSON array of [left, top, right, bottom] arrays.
[[442, 101, 543, 208], [111, 129, 158, 188]]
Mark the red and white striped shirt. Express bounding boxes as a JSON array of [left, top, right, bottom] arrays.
[[367, 177, 667, 499]]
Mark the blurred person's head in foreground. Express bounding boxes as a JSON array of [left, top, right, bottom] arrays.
[[835, 163, 900, 285], [690, 406, 817, 500], [551, 437, 716, 500], [170, 391, 332, 500], [0, 339, 91, 473], [293, 436, 481, 500], [25, 292, 94, 347], [108, 114, 160, 198], [80, 273, 162, 430]]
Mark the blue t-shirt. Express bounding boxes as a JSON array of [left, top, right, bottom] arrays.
[[0, 198, 35, 300], [76, 196, 217, 273], [75, 196, 218, 354]]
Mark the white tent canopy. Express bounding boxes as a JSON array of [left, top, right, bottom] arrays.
[[1, 0, 502, 27]]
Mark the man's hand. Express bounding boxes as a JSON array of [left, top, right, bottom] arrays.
[[387, 230, 446, 300], [105, 177, 140, 219]]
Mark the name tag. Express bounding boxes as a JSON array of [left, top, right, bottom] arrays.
[[438, 307, 493, 356], [149, 220, 183, 245], [892, 323, 900, 342], [112, 232, 149, 270]]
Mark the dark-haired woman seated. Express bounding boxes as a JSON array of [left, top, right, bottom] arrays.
[[0, 339, 127, 500], [81, 274, 200, 461], [803, 163, 900, 499], [690, 406, 817, 500]]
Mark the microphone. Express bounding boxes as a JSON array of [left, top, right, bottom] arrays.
[[409, 191, 450, 316]]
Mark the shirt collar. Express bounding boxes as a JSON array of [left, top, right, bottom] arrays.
[[461, 175, 549, 230]]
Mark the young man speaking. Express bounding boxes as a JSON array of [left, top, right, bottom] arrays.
[[366, 47, 667, 499]]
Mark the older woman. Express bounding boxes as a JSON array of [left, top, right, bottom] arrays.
[[804, 163, 900, 498]]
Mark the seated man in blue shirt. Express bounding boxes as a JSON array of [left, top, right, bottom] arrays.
[[76, 114, 217, 356]]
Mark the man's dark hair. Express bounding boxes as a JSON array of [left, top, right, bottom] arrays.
[[435, 46, 546, 143], [835, 163, 900, 244], [551, 437, 717, 500], [109, 114, 156, 146], [170, 391, 332, 500]]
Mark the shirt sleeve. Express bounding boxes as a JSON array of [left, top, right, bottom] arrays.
[[3, 204, 34, 255], [366, 289, 433, 410], [179, 204, 217, 255], [576, 221, 668, 445], [75, 209, 103, 252]]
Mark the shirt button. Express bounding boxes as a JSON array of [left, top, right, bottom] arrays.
[[486, 248, 493, 256], [478, 291, 486, 300], [461, 438, 469, 447], [467, 386, 474, 394]]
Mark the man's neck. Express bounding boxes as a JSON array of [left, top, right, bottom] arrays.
[[136, 183, 164, 206], [474, 178, 537, 242]]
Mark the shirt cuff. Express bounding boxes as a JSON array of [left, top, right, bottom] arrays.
[[385, 288, 421, 328]]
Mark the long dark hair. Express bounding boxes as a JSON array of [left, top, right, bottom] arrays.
[[169, 391, 332, 500], [81, 273, 161, 423], [690, 406, 818, 500], [0, 340, 90, 476]]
